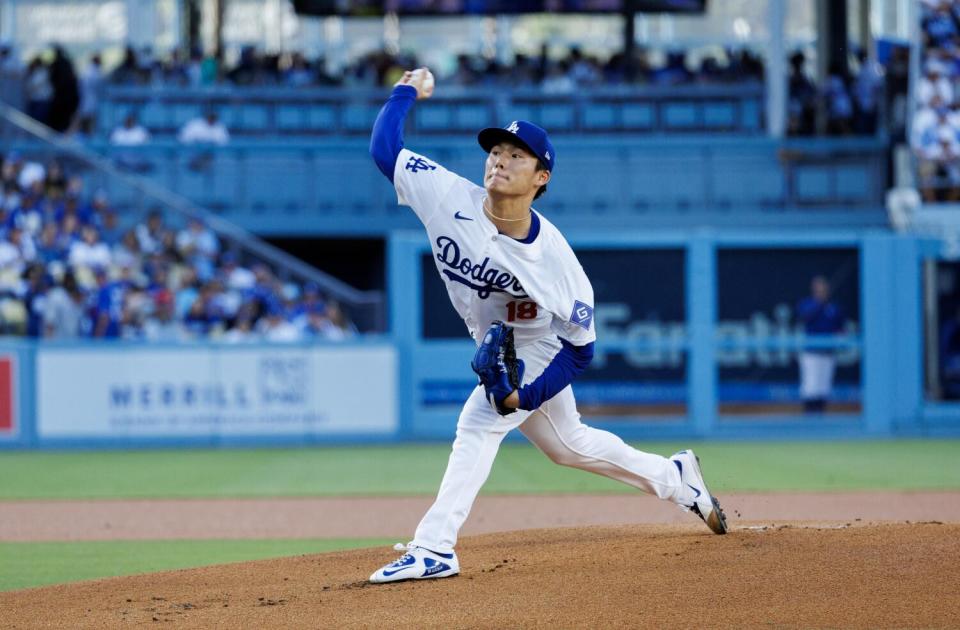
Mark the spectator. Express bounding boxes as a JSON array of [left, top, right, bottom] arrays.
[[142, 290, 186, 341], [22, 262, 47, 338], [541, 61, 576, 95], [44, 160, 67, 199], [176, 217, 219, 280], [68, 225, 112, 271], [0, 228, 36, 287], [912, 102, 960, 202], [92, 265, 130, 338], [110, 113, 152, 172], [220, 252, 256, 291], [77, 54, 103, 133], [35, 222, 63, 264], [922, 1, 960, 48], [110, 113, 151, 146], [98, 205, 123, 245], [24, 56, 53, 125], [47, 45, 80, 133], [853, 50, 884, 135], [258, 300, 301, 342], [787, 51, 817, 136], [796, 276, 846, 413], [43, 270, 86, 338], [284, 52, 314, 87], [178, 111, 230, 145], [222, 314, 255, 343], [135, 209, 167, 255], [823, 61, 854, 135], [110, 46, 143, 84], [918, 59, 953, 106], [112, 229, 142, 271]]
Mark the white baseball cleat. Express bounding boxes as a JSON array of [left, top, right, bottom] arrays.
[[369, 543, 460, 584], [670, 449, 728, 535]]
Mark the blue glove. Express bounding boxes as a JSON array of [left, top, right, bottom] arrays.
[[471, 321, 525, 416]]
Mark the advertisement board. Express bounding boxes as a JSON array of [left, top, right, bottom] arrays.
[[0, 354, 17, 436], [36, 345, 396, 438]]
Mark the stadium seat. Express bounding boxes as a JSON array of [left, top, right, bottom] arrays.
[[710, 155, 785, 207], [795, 167, 833, 203], [662, 102, 699, 130], [702, 103, 736, 129], [621, 103, 655, 130], [582, 103, 617, 130], [416, 104, 453, 131]]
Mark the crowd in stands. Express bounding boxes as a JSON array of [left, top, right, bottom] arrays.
[[911, 0, 960, 202], [786, 47, 900, 138], [0, 153, 358, 342], [5, 38, 902, 140]]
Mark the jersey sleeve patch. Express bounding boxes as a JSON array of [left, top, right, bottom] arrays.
[[403, 155, 438, 174], [569, 300, 594, 330]]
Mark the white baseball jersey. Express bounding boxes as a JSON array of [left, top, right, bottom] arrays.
[[388, 148, 685, 556], [393, 148, 596, 360]]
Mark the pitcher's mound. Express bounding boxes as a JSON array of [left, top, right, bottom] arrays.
[[2, 522, 956, 629]]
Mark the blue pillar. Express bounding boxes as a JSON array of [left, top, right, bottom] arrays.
[[891, 236, 923, 430], [687, 234, 717, 435], [861, 234, 896, 435], [388, 232, 424, 440]]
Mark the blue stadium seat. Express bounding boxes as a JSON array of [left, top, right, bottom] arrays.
[[834, 165, 871, 201], [546, 154, 623, 212], [452, 103, 491, 130], [628, 152, 708, 209], [416, 104, 453, 131], [246, 156, 307, 212], [582, 103, 617, 130], [710, 156, 785, 207], [307, 104, 338, 130], [662, 102, 698, 129], [172, 103, 204, 130], [540, 103, 576, 129], [621, 103, 655, 130], [702, 103, 736, 129], [795, 167, 833, 203], [139, 101, 168, 130], [740, 99, 762, 131], [342, 104, 379, 132], [276, 105, 305, 130], [238, 104, 270, 131]]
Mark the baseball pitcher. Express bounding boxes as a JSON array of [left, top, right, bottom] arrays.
[[367, 68, 727, 584]]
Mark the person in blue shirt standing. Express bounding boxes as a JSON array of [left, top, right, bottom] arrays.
[[796, 276, 846, 413]]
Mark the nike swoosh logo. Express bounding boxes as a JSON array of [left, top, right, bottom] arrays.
[[382, 565, 417, 577], [688, 484, 701, 498], [454, 211, 473, 221]]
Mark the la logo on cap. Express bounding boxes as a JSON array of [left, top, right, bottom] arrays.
[[506, 121, 519, 133]]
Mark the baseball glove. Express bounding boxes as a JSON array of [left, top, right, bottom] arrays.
[[471, 321, 525, 416]]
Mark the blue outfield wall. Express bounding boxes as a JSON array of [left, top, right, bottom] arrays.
[[2, 229, 960, 449]]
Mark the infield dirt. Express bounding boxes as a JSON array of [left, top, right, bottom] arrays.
[[2, 521, 957, 629]]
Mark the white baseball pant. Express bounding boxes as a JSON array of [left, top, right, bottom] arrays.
[[411, 374, 684, 554], [799, 351, 836, 400]]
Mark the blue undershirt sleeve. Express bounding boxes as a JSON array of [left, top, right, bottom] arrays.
[[369, 85, 418, 182], [517, 339, 594, 411]]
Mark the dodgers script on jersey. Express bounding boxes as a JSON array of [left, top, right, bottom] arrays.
[[393, 148, 596, 359]]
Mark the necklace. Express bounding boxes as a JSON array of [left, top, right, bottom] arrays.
[[482, 196, 531, 222]]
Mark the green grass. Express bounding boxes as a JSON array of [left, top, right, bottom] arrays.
[[0, 538, 392, 592], [0, 440, 958, 499]]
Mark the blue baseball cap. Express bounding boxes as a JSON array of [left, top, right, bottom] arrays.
[[478, 120, 556, 172]]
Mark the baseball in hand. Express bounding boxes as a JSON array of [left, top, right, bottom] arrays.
[[410, 68, 435, 99]]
